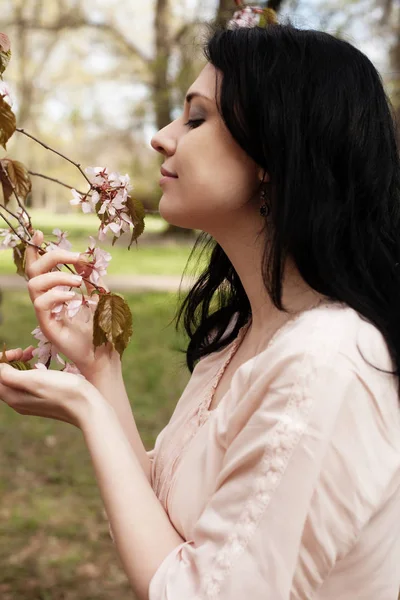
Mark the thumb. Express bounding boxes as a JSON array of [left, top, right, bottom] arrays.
[[25, 229, 44, 277]]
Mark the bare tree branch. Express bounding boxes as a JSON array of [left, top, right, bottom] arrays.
[[3, 16, 151, 65]]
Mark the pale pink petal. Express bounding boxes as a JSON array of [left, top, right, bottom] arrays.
[[109, 222, 122, 234], [82, 201, 93, 214]]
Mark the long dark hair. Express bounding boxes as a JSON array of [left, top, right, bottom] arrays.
[[172, 21, 400, 383]]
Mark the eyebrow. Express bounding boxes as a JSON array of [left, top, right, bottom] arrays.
[[185, 91, 212, 104]]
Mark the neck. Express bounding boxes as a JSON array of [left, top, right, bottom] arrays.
[[212, 213, 325, 335]]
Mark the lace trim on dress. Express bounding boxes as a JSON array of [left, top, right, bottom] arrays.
[[154, 300, 336, 511], [199, 308, 330, 598]]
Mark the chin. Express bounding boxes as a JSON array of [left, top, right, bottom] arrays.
[[158, 196, 196, 230]]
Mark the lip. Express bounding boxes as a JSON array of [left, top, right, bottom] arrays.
[[160, 166, 178, 178], [159, 175, 177, 185]]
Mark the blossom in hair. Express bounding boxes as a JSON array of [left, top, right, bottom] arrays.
[[228, 6, 263, 28]]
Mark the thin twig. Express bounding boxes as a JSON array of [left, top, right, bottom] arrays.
[[28, 171, 89, 197], [29, 168, 160, 215], [0, 202, 26, 229], [0, 211, 29, 245], [0, 213, 102, 291], [16, 128, 92, 185]]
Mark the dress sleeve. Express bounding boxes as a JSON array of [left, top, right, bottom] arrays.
[[148, 341, 397, 599]]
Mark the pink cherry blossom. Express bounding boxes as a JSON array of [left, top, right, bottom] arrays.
[[85, 166, 109, 186], [34, 362, 48, 370], [70, 189, 95, 214], [228, 7, 262, 28], [0, 81, 13, 107], [66, 296, 97, 320], [31, 325, 65, 366], [46, 228, 73, 253], [50, 286, 97, 322], [0, 225, 28, 250], [81, 236, 112, 285]]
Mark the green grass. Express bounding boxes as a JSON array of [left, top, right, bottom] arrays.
[[0, 209, 167, 235], [0, 289, 192, 599]]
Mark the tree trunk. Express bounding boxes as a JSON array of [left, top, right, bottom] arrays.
[[215, 0, 234, 28]]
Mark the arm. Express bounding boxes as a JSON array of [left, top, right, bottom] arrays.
[[84, 355, 153, 485], [81, 393, 185, 600]]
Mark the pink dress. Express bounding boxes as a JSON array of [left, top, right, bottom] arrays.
[[114, 302, 400, 599]]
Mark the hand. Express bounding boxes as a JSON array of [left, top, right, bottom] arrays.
[[2, 346, 36, 363], [24, 230, 121, 379], [0, 362, 103, 429]]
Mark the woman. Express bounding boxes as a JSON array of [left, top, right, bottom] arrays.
[[1, 13, 400, 600]]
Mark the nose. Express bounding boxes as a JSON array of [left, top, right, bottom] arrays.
[[150, 121, 177, 156]]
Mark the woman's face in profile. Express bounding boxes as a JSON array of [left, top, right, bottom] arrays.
[[150, 63, 262, 235]]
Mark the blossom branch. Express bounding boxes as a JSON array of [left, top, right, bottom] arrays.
[[16, 127, 92, 186], [0, 210, 30, 245], [28, 171, 89, 197], [28, 169, 160, 215], [0, 201, 25, 227]]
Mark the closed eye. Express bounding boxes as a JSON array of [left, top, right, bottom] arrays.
[[184, 119, 204, 129]]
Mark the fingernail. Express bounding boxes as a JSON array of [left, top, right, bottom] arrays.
[[71, 275, 82, 284], [72, 252, 82, 259]]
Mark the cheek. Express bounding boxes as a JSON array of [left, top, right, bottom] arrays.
[[176, 131, 255, 210]]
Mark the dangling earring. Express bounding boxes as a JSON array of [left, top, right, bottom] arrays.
[[259, 185, 270, 217]]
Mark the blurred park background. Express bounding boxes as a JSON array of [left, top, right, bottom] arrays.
[[0, 0, 399, 598]]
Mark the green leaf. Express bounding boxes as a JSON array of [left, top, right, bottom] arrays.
[[261, 8, 278, 26], [9, 360, 33, 370], [13, 243, 28, 279], [125, 195, 145, 249], [0, 95, 16, 149], [0, 33, 11, 79], [0, 158, 32, 206], [93, 293, 133, 358]]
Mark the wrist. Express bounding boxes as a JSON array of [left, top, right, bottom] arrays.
[[80, 383, 115, 433], [80, 350, 123, 384]]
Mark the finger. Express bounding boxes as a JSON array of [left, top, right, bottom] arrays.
[[0, 364, 43, 392], [25, 247, 82, 280], [25, 229, 44, 276], [21, 346, 35, 362], [2, 348, 23, 361], [33, 288, 78, 314], [27, 271, 83, 302]]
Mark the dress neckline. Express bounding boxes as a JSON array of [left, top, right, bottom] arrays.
[[198, 298, 334, 421]]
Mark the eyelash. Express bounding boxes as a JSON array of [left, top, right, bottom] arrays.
[[184, 119, 204, 129]]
